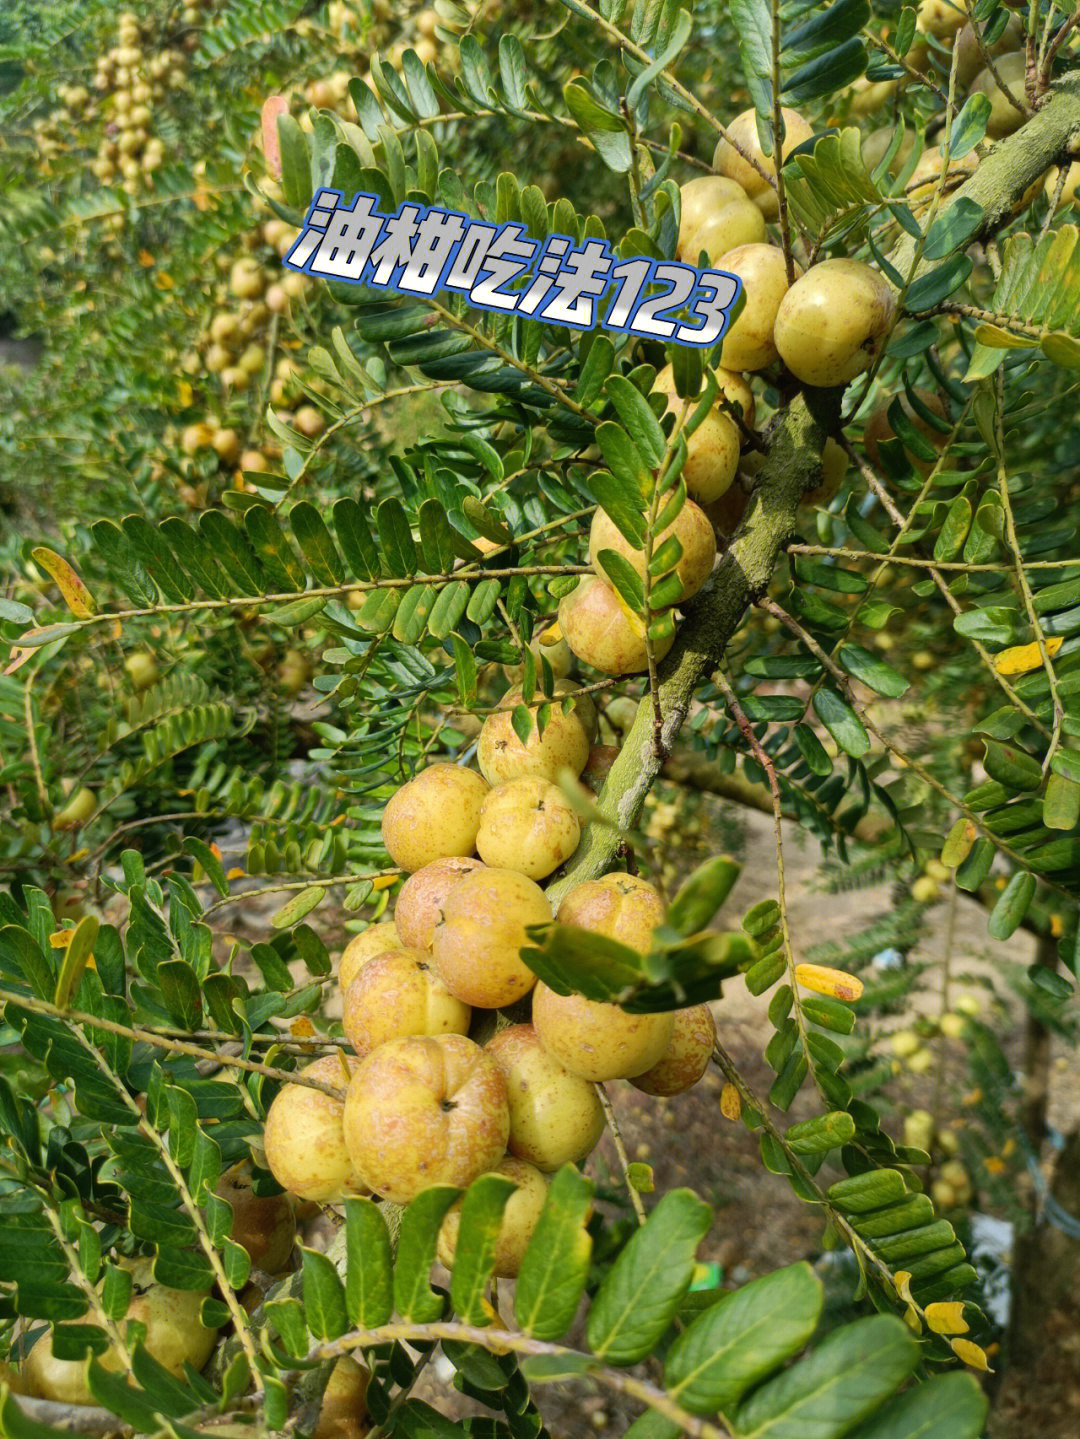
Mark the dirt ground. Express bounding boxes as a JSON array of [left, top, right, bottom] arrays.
[[224, 786, 1080, 1438]]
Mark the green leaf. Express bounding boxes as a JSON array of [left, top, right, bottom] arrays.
[[394, 1186, 460, 1323], [665, 1262, 823, 1415], [588, 466, 648, 547], [728, 0, 773, 117], [515, 1165, 595, 1341], [1043, 772, 1080, 831], [733, 1314, 919, 1438], [271, 886, 326, 928], [587, 1189, 712, 1364], [596, 549, 645, 612], [828, 1169, 907, 1212], [667, 856, 741, 935], [289, 501, 344, 585], [345, 1199, 393, 1328], [949, 93, 992, 159], [982, 739, 1043, 792], [449, 1173, 518, 1326], [813, 690, 870, 758], [923, 198, 985, 262], [605, 375, 667, 468], [838, 645, 909, 698], [277, 114, 312, 211], [301, 1245, 348, 1341], [563, 78, 632, 173], [53, 915, 99, 1010], [844, 1372, 988, 1439]]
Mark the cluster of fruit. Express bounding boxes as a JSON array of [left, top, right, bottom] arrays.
[[87, 13, 187, 195], [903, 1110, 975, 1211], [263, 697, 716, 1275]]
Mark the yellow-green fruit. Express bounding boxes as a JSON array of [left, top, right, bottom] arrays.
[[718, 243, 800, 372], [931, 1179, 958, 1209], [394, 856, 485, 950], [313, 1356, 370, 1439], [125, 649, 159, 690], [774, 259, 895, 388], [532, 983, 675, 1082], [911, 875, 940, 905], [891, 1030, 923, 1060], [558, 577, 675, 676], [438, 1156, 550, 1278], [485, 1023, 605, 1171], [971, 52, 1027, 138], [263, 1055, 366, 1203], [804, 438, 850, 505], [907, 1047, 935, 1074], [903, 1108, 935, 1150], [589, 500, 716, 602], [956, 14, 1023, 88], [478, 679, 597, 786], [713, 107, 814, 219], [229, 257, 264, 299], [339, 920, 400, 992], [504, 633, 574, 683], [211, 427, 241, 464], [925, 858, 950, 883], [557, 873, 666, 955], [677, 186, 766, 266], [863, 389, 949, 479], [54, 786, 96, 830], [212, 1161, 296, 1274], [22, 1331, 105, 1405], [380, 763, 489, 873], [343, 1034, 510, 1205], [652, 363, 751, 503], [940, 1012, 967, 1039], [905, 149, 979, 209], [630, 1004, 716, 1096], [1044, 161, 1080, 211], [846, 76, 899, 117], [917, 0, 968, 41], [432, 866, 550, 1008], [342, 948, 471, 1056], [276, 648, 310, 695], [475, 777, 581, 881], [294, 404, 326, 438]]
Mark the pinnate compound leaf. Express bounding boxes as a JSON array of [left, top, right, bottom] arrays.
[[345, 1198, 393, 1327], [449, 1173, 518, 1326]]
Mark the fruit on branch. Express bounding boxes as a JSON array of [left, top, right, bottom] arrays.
[[432, 866, 550, 1007], [556, 873, 666, 955], [863, 388, 949, 476], [276, 647, 311, 696], [394, 856, 484, 949], [844, 75, 900, 118], [588, 500, 717, 602], [263, 1054, 367, 1203], [485, 1023, 606, 1170], [971, 52, 1028, 138], [558, 576, 676, 675], [802, 437, 850, 505], [339, 919, 400, 990], [630, 1004, 717, 1096], [342, 948, 471, 1056], [774, 259, 895, 388], [651, 363, 753, 503], [343, 1034, 510, 1205], [712, 107, 815, 220], [916, 0, 969, 41], [955, 13, 1024, 88], [212, 1161, 296, 1275], [380, 763, 489, 872], [229, 258, 265, 300], [532, 983, 675, 1082], [313, 1356, 371, 1439], [294, 404, 327, 439], [53, 783, 97, 830], [124, 650, 159, 690], [1044, 161, 1080, 210], [478, 679, 597, 785], [905, 149, 979, 209], [504, 632, 574, 682], [582, 743, 620, 790], [437, 1156, 550, 1278], [717, 243, 802, 372], [676, 177, 767, 265], [475, 777, 581, 880], [23, 1269, 218, 1405]]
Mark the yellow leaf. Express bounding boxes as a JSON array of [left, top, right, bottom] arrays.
[[950, 1337, 993, 1371], [371, 873, 399, 891], [903, 1304, 922, 1334], [155, 271, 175, 290], [993, 636, 1064, 675], [971, 322, 1033, 350], [539, 622, 564, 645], [984, 1155, 1007, 1176], [893, 1270, 914, 1304], [49, 930, 73, 949], [67, 847, 89, 863], [138, 249, 155, 267], [290, 1016, 316, 1038], [720, 1082, 742, 1121], [30, 546, 97, 618], [925, 1301, 969, 1335], [794, 964, 864, 1002], [177, 379, 193, 407], [226, 867, 246, 881]]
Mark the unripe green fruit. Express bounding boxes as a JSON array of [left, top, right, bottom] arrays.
[[774, 259, 895, 388]]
